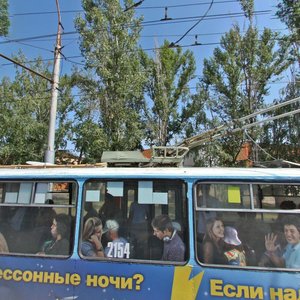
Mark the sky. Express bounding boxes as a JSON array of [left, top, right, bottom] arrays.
[[0, 0, 289, 103]]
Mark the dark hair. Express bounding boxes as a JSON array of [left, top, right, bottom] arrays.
[[282, 215, 300, 233], [151, 215, 173, 232], [82, 217, 102, 241], [37, 207, 56, 227], [280, 200, 296, 210], [55, 214, 71, 239]]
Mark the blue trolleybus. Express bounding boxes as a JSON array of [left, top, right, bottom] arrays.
[[0, 167, 299, 300]]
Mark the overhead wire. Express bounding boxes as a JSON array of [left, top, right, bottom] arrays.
[[244, 130, 277, 161], [177, 97, 300, 149], [169, 0, 215, 47], [142, 10, 271, 25], [2, 37, 54, 53], [1, 9, 275, 45], [137, 0, 238, 9], [1, 33, 288, 68], [8, 0, 239, 17]]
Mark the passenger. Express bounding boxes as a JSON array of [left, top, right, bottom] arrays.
[[276, 200, 297, 224], [103, 219, 129, 258], [202, 218, 226, 264], [236, 212, 269, 264], [98, 190, 120, 223], [280, 200, 296, 210], [151, 215, 185, 262], [0, 232, 9, 253], [83, 202, 98, 224], [9, 207, 28, 231], [129, 198, 150, 258], [81, 217, 105, 257], [39, 214, 70, 256], [223, 226, 246, 266], [263, 216, 300, 268], [26, 207, 57, 254]]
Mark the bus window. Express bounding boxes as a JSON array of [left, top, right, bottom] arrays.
[[81, 179, 187, 263], [195, 182, 300, 270], [196, 183, 251, 209], [253, 184, 300, 209], [0, 181, 76, 257]]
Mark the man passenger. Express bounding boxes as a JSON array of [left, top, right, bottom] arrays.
[[264, 216, 300, 268], [151, 215, 185, 262], [104, 220, 129, 258]]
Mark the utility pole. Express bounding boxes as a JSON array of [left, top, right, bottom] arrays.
[[44, 0, 62, 164]]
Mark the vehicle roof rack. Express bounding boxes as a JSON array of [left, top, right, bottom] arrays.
[[101, 146, 189, 167]]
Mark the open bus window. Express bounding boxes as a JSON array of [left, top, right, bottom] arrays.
[[0, 181, 76, 257], [195, 182, 300, 270], [81, 179, 188, 263]]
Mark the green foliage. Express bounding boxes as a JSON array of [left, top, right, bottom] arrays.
[[276, 0, 299, 69], [0, 0, 9, 36], [277, 0, 300, 40], [239, 0, 254, 20], [192, 24, 290, 166], [260, 72, 300, 163], [0, 54, 73, 164], [74, 0, 147, 157], [143, 40, 196, 146]]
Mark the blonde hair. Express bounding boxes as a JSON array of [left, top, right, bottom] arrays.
[[82, 217, 102, 241]]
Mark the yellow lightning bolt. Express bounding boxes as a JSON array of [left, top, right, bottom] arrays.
[[171, 265, 204, 300]]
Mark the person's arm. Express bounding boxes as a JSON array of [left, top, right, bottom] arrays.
[[203, 241, 214, 264], [90, 234, 105, 257], [264, 233, 285, 267], [95, 246, 105, 257]]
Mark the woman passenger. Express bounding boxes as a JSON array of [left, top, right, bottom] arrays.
[[39, 214, 70, 256], [202, 218, 226, 264], [81, 217, 105, 257]]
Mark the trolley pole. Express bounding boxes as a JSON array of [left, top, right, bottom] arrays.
[[45, 0, 62, 164]]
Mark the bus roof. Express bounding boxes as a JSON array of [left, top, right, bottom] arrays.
[[0, 167, 299, 180]]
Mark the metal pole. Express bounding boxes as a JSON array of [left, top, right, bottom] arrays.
[[45, 0, 62, 164]]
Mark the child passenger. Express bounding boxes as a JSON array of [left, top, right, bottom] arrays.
[[223, 226, 246, 266]]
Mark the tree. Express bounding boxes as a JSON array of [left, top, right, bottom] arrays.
[[259, 69, 300, 164], [74, 0, 147, 158], [254, 0, 300, 165], [0, 0, 9, 36], [0, 54, 73, 164], [143, 40, 196, 146], [277, 0, 300, 42], [276, 0, 299, 68], [191, 23, 289, 166]]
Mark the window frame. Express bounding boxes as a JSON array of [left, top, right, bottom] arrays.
[[194, 179, 300, 271], [0, 179, 78, 258], [80, 178, 189, 265]]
